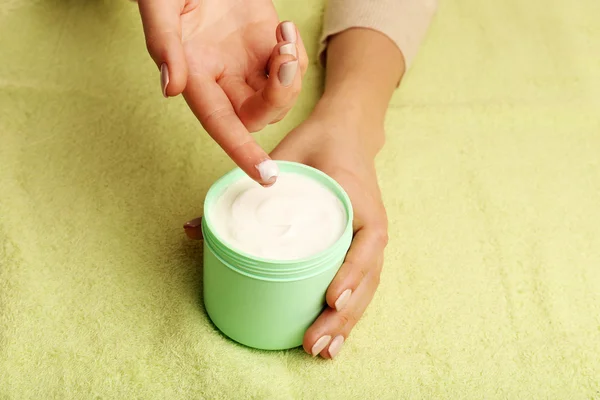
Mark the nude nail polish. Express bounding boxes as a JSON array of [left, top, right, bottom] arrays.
[[281, 21, 297, 43], [278, 60, 298, 87], [335, 289, 352, 312], [311, 335, 331, 356], [160, 63, 169, 98], [328, 335, 344, 359], [279, 43, 297, 57]]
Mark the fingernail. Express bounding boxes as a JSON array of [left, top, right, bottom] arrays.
[[256, 159, 279, 185], [281, 21, 297, 43], [184, 217, 202, 229], [278, 60, 298, 87], [311, 335, 331, 356], [183, 217, 203, 240], [328, 335, 345, 359], [334, 289, 352, 312], [160, 63, 169, 98], [279, 43, 297, 57]]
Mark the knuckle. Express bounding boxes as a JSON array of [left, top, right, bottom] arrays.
[[262, 88, 287, 110], [338, 313, 350, 327], [299, 58, 309, 75], [240, 115, 265, 133], [201, 107, 235, 125], [338, 311, 357, 328], [371, 217, 389, 248], [375, 229, 389, 247], [357, 263, 369, 281], [371, 270, 382, 286], [291, 84, 301, 98], [344, 260, 364, 279]]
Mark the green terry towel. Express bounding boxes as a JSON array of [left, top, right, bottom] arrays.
[[1, 0, 599, 398]]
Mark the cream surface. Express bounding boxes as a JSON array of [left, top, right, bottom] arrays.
[[210, 172, 347, 260]]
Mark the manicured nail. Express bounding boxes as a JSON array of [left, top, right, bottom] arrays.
[[160, 63, 169, 98], [328, 335, 344, 359], [281, 21, 297, 43], [311, 335, 331, 356], [334, 289, 352, 312], [184, 217, 202, 229], [278, 60, 297, 87], [279, 43, 297, 57], [183, 217, 203, 240], [256, 159, 279, 185]]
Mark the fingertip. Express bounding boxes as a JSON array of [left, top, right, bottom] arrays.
[[279, 42, 297, 58], [275, 21, 307, 75], [302, 307, 337, 356], [334, 289, 352, 312], [231, 143, 279, 186], [302, 330, 315, 355], [161, 44, 188, 97], [183, 217, 203, 240], [164, 63, 188, 97], [160, 63, 169, 98], [276, 20, 297, 43], [268, 43, 299, 90], [303, 333, 331, 357], [255, 159, 279, 186], [327, 335, 345, 359], [237, 53, 299, 131], [325, 289, 337, 309], [232, 148, 279, 186], [325, 275, 352, 310], [149, 38, 187, 97], [277, 59, 298, 88]]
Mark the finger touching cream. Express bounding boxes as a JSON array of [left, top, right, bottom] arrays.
[[201, 161, 353, 350]]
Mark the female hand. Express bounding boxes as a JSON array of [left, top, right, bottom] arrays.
[[270, 103, 389, 359], [182, 27, 403, 358], [137, 0, 308, 185]]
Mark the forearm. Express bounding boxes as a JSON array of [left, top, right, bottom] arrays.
[[315, 28, 406, 152]]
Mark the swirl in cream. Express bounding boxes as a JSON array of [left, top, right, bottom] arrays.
[[210, 173, 347, 260]]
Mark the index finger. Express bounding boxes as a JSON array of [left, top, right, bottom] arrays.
[[183, 75, 278, 186]]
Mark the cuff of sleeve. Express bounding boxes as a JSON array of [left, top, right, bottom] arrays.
[[318, 0, 438, 69]]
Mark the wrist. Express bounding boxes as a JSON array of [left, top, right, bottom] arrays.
[[318, 88, 387, 126], [315, 28, 405, 135], [311, 96, 386, 158], [316, 81, 388, 124]]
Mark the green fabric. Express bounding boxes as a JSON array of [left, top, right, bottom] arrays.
[[1, 0, 599, 398]]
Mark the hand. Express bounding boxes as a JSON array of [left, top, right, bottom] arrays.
[[137, 0, 308, 185], [270, 104, 389, 359]]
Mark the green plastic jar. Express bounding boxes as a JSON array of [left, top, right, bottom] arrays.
[[201, 161, 353, 350]]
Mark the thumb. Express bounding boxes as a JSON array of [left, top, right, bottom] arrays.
[[138, 0, 188, 97]]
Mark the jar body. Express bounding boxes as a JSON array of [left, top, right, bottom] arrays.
[[203, 239, 344, 350], [201, 161, 353, 350]]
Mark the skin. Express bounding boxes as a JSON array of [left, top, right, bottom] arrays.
[[150, 2, 406, 358], [137, 0, 308, 185], [270, 28, 405, 359], [184, 27, 405, 359]]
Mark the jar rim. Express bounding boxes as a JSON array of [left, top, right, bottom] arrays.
[[202, 161, 354, 271]]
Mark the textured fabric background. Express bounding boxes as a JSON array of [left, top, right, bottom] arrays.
[[1, 0, 599, 398]]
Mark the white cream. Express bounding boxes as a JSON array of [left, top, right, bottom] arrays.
[[210, 172, 347, 260], [255, 159, 279, 183]]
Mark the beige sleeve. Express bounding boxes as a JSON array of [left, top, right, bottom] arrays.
[[318, 0, 438, 68]]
